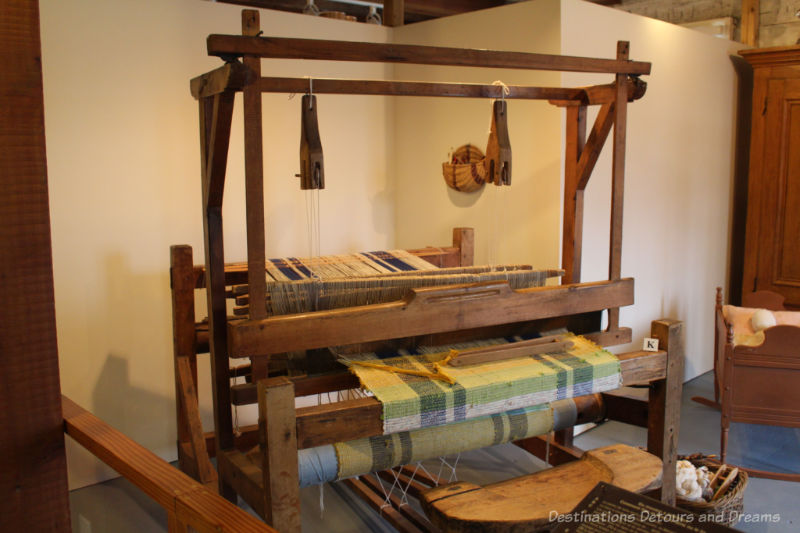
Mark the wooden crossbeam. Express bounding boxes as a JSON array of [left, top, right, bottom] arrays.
[[258, 77, 585, 100], [229, 278, 634, 357], [190, 70, 646, 104], [207, 35, 652, 75], [190, 62, 251, 99]]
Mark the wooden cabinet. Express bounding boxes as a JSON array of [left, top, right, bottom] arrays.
[[741, 46, 800, 309]]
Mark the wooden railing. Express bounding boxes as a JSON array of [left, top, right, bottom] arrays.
[[62, 396, 277, 533]]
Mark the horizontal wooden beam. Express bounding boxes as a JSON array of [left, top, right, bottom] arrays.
[[296, 397, 383, 449], [207, 35, 651, 75], [259, 76, 585, 100], [602, 391, 650, 427], [617, 350, 667, 386], [214, 0, 504, 22], [190, 62, 251, 99], [201, 425, 260, 459], [514, 434, 584, 466], [584, 327, 631, 346], [62, 396, 276, 532], [187, 71, 645, 106], [228, 278, 635, 357], [232, 371, 360, 406], [290, 349, 666, 449]]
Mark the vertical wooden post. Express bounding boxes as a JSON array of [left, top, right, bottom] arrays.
[[647, 319, 684, 506], [453, 227, 475, 267], [561, 104, 587, 285], [259, 377, 301, 533], [0, 1, 71, 529], [176, 356, 218, 485], [383, 0, 404, 27], [741, 0, 759, 47], [558, 108, 585, 454], [199, 88, 235, 498], [242, 9, 268, 321], [171, 245, 201, 478], [719, 327, 735, 464], [167, 511, 190, 533], [607, 41, 629, 331]]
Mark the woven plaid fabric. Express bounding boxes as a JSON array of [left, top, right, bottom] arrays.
[[264, 249, 437, 282], [333, 404, 553, 480], [342, 334, 620, 434]]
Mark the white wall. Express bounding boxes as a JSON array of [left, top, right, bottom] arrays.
[[561, 0, 744, 378], [41, 0, 392, 489], [41, 0, 742, 489], [391, 0, 563, 269]]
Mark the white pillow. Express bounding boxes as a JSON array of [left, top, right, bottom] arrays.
[[751, 309, 776, 332]]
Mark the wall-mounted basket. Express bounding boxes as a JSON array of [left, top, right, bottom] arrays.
[[442, 144, 487, 193]]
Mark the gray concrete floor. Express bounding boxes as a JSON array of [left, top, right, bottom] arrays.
[[69, 371, 800, 532]]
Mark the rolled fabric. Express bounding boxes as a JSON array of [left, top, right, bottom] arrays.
[[296, 397, 587, 487]]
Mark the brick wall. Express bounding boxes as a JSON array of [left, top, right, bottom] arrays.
[[613, 0, 799, 46]]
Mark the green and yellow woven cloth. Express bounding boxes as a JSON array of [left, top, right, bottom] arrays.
[[334, 404, 553, 480], [340, 334, 620, 434]]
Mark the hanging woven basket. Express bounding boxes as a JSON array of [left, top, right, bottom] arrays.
[[442, 144, 487, 193]]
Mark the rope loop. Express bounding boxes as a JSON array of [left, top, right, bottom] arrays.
[[492, 80, 510, 101]]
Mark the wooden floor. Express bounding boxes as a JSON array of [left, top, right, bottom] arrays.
[[69, 372, 800, 533]]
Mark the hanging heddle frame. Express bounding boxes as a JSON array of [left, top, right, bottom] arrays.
[[485, 99, 511, 186], [299, 92, 324, 190]]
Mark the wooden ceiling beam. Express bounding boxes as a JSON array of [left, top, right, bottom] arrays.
[[402, 0, 504, 18], [214, 0, 504, 22]]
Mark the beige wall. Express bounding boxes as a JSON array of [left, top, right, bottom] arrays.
[[391, 0, 563, 269], [42, 0, 742, 489], [41, 0, 392, 489], [561, 0, 745, 378]]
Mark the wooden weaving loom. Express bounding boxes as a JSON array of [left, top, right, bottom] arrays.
[[171, 9, 683, 532]]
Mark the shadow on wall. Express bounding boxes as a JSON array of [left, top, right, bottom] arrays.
[[91, 252, 177, 453], [92, 353, 176, 453]]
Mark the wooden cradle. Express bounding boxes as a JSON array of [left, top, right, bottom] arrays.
[[172, 9, 684, 532], [694, 288, 800, 482]]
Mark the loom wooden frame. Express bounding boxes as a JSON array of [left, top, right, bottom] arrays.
[[176, 9, 682, 532], [170, 229, 476, 486]]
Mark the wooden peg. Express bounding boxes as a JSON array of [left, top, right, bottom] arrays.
[[485, 100, 512, 185], [299, 94, 324, 190]]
